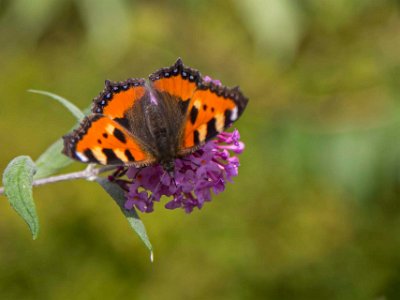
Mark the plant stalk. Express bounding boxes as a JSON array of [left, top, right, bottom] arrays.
[[0, 165, 116, 196]]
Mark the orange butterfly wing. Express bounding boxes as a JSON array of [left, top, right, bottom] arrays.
[[63, 78, 156, 166], [182, 82, 248, 150], [149, 59, 248, 154], [149, 58, 200, 102], [63, 115, 155, 166], [92, 78, 147, 123]]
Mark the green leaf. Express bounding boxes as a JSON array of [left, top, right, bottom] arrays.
[[28, 89, 85, 120], [2, 156, 39, 239], [96, 178, 153, 259]]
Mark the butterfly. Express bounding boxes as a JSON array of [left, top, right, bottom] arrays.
[[62, 58, 248, 176]]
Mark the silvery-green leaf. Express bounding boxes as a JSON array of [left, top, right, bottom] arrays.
[[2, 156, 39, 239], [96, 178, 153, 260], [28, 89, 84, 120]]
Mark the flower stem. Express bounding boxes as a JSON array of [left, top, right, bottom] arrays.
[[0, 165, 116, 196]]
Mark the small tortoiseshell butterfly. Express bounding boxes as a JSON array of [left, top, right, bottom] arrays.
[[62, 58, 248, 175]]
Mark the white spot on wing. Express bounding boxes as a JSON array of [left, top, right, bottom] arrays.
[[231, 106, 238, 121], [76, 152, 88, 162]]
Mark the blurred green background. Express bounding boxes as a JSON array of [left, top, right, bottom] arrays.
[[1, 0, 400, 299]]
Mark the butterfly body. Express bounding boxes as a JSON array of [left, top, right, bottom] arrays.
[[62, 59, 248, 174], [122, 87, 188, 173]]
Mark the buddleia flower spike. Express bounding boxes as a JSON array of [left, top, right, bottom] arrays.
[[109, 128, 244, 213]]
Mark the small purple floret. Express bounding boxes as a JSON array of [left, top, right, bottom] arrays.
[[203, 75, 222, 86], [111, 129, 244, 213]]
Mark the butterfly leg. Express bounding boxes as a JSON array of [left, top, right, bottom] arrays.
[[180, 157, 200, 167], [133, 167, 145, 180], [110, 166, 128, 178], [108, 166, 131, 192]]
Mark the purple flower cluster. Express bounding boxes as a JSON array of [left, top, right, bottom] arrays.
[[110, 129, 244, 213]]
